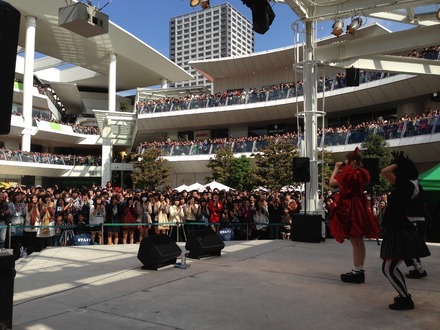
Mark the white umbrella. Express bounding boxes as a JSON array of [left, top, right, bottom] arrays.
[[203, 180, 234, 192]]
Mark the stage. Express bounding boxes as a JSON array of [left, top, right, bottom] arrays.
[[11, 239, 440, 329]]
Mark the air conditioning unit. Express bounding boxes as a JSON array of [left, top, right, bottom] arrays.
[[59, 2, 109, 38]]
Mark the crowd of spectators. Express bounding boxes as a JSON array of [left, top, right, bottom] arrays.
[[407, 45, 440, 60], [137, 108, 440, 156], [2, 180, 440, 260], [0, 148, 101, 166]]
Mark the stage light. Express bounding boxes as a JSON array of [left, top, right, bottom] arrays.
[[331, 19, 344, 37], [201, 0, 210, 9], [190, 0, 200, 7], [346, 17, 362, 34]]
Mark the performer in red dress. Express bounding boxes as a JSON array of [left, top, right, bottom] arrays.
[[329, 147, 380, 283]]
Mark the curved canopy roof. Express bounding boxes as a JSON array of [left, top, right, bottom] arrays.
[[6, 0, 192, 91]]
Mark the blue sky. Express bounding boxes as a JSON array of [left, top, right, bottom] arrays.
[[101, 0, 415, 57]]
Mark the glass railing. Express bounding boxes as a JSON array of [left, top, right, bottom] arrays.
[[136, 71, 392, 114], [0, 149, 101, 166], [138, 116, 440, 156]]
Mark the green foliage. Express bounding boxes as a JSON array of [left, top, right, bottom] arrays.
[[253, 140, 299, 190], [206, 146, 255, 190], [131, 148, 172, 190], [318, 148, 334, 192], [361, 134, 392, 194]]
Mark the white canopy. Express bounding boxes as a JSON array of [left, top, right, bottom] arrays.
[[203, 180, 234, 192], [187, 182, 205, 192], [174, 184, 189, 192]]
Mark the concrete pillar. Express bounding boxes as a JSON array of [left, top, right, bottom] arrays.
[[161, 78, 168, 89], [21, 16, 37, 152], [108, 53, 117, 112], [101, 119, 112, 187]]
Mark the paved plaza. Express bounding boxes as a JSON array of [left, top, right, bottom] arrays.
[[11, 238, 440, 329]]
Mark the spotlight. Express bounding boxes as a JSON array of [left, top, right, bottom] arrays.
[[346, 17, 362, 34], [201, 0, 210, 9], [331, 19, 344, 37], [190, 0, 200, 7]]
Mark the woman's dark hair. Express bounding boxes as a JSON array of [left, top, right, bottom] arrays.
[[345, 147, 363, 165]]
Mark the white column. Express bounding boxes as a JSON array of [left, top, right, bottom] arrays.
[[303, 20, 319, 213], [108, 52, 117, 112], [21, 16, 37, 152], [101, 119, 112, 187], [161, 78, 168, 89]]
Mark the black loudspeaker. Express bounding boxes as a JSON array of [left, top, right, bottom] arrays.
[[242, 0, 275, 35], [185, 228, 225, 259], [346, 68, 360, 87], [0, 2, 21, 135], [0, 252, 16, 330], [293, 157, 310, 182], [291, 214, 323, 243], [137, 235, 182, 270], [363, 158, 380, 184]]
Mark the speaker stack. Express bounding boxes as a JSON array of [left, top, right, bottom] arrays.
[[0, 252, 16, 329], [362, 158, 380, 184], [346, 68, 360, 87], [185, 228, 225, 259], [137, 235, 182, 270], [291, 214, 324, 243]]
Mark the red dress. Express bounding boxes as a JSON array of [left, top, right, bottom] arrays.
[[329, 165, 379, 243]]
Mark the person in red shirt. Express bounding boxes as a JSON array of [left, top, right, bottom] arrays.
[[208, 193, 223, 232]]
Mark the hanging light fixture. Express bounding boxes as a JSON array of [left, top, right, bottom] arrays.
[[190, 0, 200, 7], [331, 19, 344, 37], [346, 16, 363, 34]]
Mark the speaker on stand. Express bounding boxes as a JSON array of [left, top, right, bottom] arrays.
[[137, 235, 182, 270], [293, 157, 310, 214]]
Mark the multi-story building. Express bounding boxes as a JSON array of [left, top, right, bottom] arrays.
[[169, 3, 254, 90], [2, 0, 440, 199]]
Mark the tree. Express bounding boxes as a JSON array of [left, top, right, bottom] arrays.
[[228, 156, 255, 191], [131, 148, 172, 190], [252, 140, 299, 190], [205, 146, 234, 183], [361, 134, 392, 194], [318, 148, 334, 192], [206, 146, 255, 190]]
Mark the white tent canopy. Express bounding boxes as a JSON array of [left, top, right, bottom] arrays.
[[203, 180, 234, 192], [174, 184, 189, 192], [187, 182, 205, 192]]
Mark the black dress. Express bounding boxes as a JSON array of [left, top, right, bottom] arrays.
[[380, 177, 430, 260]]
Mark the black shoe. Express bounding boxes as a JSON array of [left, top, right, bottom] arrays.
[[341, 270, 365, 284], [405, 270, 427, 279], [389, 295, 414, 310]]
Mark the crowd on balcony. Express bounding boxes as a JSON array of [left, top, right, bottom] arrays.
[[0, 148, 101, 166], [136, 71, 382, 114], [407, 45, 440, 59], [137, 108, 440, 156], [33, 117, 100, 135]]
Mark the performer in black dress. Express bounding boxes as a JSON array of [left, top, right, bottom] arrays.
[[380, 151, 431, 310]]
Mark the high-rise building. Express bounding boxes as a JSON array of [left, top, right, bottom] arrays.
[[169, 3, 254, 91]]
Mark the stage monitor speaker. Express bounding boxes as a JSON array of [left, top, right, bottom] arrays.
[[346, 68, 360, 87], [0, 2, 21, 135], [0, 252, 16, 330], [137, 235, 182, 270], [363, 158, 380, 184], [291, 214, 324, 243], [242, 0, 275, 35], [185, 228, 225, 259], [293, 157, 310, 182]]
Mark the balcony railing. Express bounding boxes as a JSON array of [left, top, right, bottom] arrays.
[[138, 116, 440, 157], [136, 71, 391, 114]]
